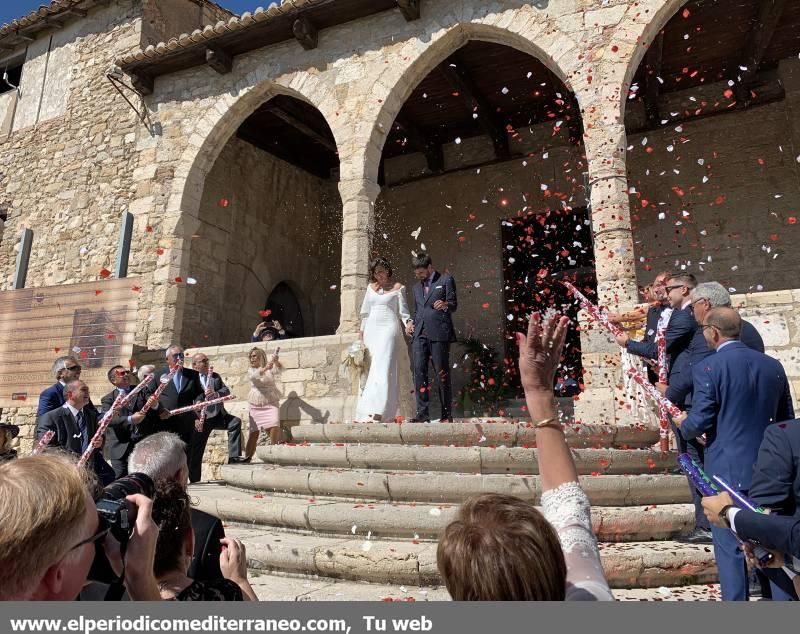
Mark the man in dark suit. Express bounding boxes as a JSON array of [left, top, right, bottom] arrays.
[[675, 307, 795, 600], [36, 380, 115, 485], [100, 365, 158, 479], [616, 272, 711, 541], [661, 281, 765, 410], [608, 271, 671, 383], [703, 488, 800, 600], [187, 352, 244, 483], [128, 432, 225, 581], [37, 356, 83, 419], [406, 253, 458, 422], [151, 345, 204, 447]]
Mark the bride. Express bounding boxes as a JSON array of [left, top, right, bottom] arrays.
[[355, 257, 414, 422]]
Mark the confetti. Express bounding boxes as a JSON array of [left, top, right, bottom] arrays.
[[99, 268, 111, 278]]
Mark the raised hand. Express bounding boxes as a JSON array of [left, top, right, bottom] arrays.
[[517, 312, 569, 394]]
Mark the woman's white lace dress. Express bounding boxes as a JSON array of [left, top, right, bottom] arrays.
[[355, 285, 414, 422], [541, 481, 615, 601]]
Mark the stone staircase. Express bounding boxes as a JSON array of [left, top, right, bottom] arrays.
[[191, 419, 720, 601]]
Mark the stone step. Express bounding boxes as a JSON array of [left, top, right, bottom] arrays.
[[222, 464, 691, 505], [192, 484, 694, 541], [288, 421, 657, 449], [245, 570, 720, 602], [256, 444, 676, 475], [223, 524, 717, 589]]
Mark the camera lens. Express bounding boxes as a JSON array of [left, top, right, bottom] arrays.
[[99, 472, 154, 503]]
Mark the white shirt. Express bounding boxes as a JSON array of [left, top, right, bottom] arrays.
[[716, 340, 736, 352]]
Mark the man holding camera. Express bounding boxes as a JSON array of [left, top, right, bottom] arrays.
[[0, 453, 159, 601]]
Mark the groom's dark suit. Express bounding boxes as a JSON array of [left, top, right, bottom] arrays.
[[411, 271, 457, 421]]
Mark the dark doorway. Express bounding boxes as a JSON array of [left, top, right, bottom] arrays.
[[501, 207, 596, 397], [266, 282, 305, 338]]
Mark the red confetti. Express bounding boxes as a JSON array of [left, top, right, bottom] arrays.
[[769, 234, 779, 242], [174, 277, 183, 283], [94, 290, 102, 296], [99, 268, 111, 279], [219, 198, 229, 208], [145, 225, 153, 233], [481, 303, 490, 309], [156, 248, 164, 255], [258, 309, 272, 318], [723, 89, 734, 99], [788, 217, 797, 225], [54, 347, 60, 353], [131, 286, 142, 292], [682, 7, 690, 18]]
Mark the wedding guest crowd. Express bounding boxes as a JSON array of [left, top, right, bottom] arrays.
[[4, 259, 800, 604]]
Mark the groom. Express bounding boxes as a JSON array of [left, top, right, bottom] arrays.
[[406, 253, 458, 422]]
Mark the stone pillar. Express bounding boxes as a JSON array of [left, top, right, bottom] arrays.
[[337, 178, 380, 334], [574, 120, 641, 426], [583, 121, 638, 308]]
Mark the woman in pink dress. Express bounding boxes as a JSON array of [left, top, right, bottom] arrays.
[[243, 348, 282, 461]]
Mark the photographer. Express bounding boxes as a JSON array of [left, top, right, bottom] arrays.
[[0, 453, 160, 601]]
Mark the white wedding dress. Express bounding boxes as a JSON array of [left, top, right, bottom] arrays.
[[355, 285, 414, 422]]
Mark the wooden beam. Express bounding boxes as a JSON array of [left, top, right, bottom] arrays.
[[644, 31, 664, 126], [62, 8, 88, 18], [393, 116, 444, 172], [292, 16, 318, 50], [14, 32, 35, 43], [236, 125, 331, 179], [130, 72, 154, 96], [264, 104, 337, 152], [396, 0, 420, 21], [205, 47, 232, 74], [735, 0, 787, 102], [439, 52, 510, 160]]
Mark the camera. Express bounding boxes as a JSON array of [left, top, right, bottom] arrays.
[[88, 472, 154, 586]]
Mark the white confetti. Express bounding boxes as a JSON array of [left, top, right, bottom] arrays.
[[411, 226, 422, 240], [351, 525, 357, 534], [658, 212, 666, 220], [473, 282, 480, 288], [501, 86, 509, 95], [454, 137, 462, 144], [329, 285, 337, 290], [186, 277, 197, 285], [429, 508, 442, 516]]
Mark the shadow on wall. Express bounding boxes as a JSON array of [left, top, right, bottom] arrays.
[[281, 391, 330, 425]]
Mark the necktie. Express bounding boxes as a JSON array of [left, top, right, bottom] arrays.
[[76, 411, 87, 451], [424, 280, 429, 297], [173, 371, 182, 392]]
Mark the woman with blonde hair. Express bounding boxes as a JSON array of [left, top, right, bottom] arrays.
[[243, 347, 283, 461]]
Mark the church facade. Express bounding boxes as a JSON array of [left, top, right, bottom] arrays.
[[2, 0, 800, 462]]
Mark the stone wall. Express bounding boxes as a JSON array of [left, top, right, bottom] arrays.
[[627, 58, 800, 294], [181, 137, 342, 347], [186, 334, 364, 480]]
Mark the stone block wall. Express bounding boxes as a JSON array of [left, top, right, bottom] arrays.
[[181, 137, 342, 347]]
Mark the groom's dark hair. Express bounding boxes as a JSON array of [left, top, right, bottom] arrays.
[[413, 252, 432, 269]]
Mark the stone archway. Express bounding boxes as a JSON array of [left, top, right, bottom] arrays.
[[144, 73, 343, 349]]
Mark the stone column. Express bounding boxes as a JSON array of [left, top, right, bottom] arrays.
[[337, 178, 380, 334], [574, 119, 641, 426], [583, 121, 638, 308]]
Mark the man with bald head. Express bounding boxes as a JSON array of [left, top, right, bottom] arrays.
[[188, 352, 244, 483], [675, 306, 794, 601]]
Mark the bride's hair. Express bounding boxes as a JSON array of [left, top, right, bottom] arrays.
[[437, 493, 567, 601], [368, 257, 393, 281]]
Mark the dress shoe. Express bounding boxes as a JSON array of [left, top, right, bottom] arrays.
[[679, 527, 713, 544], [409, 418, 430, 423], [228, 456, 251, 464]]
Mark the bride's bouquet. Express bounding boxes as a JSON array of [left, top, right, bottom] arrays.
[[342, 340, 370, 394]]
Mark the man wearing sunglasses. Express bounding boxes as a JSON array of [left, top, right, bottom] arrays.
[[0, 453, 159, 601], [150, 345, 204, 446], [102, 365, 159, 479], [37, 355, 84, 420]]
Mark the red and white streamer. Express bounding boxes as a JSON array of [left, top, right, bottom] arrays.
[[168, 394, 235, 416]]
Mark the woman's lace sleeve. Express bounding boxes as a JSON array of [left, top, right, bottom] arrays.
[[541, 481, 614, 601], [359, 287, 371, 331], [398, 287, 412, 325]]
